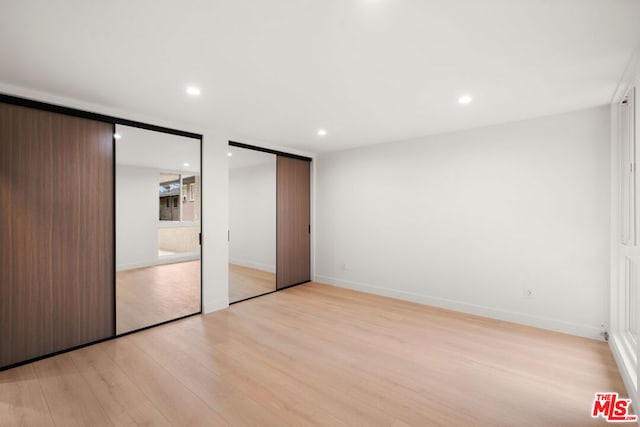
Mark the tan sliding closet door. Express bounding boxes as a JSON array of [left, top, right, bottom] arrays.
[[0, 102, 114, 368], [276, 156, 311, 289]]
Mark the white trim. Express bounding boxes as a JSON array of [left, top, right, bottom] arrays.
[[610, 46, 640, 411], [116, 253, 200, 271], [203, 297, 229, 314], [611, 102, 623, 335], [316, 275, 603, 340], [610, 334, 640, 417], [611, 49, 640, 105], [229, 258, 276, 274]]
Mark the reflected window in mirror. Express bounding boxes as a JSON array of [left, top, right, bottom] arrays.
[[159, 173, 200, 222]]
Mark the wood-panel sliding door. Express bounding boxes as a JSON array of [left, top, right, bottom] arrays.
[[0, 102, 114, 368], [276, 156, 310, 289]]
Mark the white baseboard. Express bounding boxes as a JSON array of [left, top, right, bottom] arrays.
[[203, 297, 229, 314], [229, 258, 276, 274], [315, 275, 603, 340], [117, 253, 200, 271]]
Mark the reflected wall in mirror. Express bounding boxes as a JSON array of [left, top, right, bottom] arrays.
[[228, 145, 277, 302], [116, 125, 201, 334]]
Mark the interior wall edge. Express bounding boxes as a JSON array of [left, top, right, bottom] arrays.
[[315, 274, 603, 340]]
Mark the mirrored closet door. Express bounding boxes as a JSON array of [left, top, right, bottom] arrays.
[[115, 124, 201, 334], [228, 145, 277, 302]]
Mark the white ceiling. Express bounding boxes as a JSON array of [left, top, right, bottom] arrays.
[[1, 1, 639, 153]]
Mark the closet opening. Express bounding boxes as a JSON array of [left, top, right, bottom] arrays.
[[228, 141, 311, 304]]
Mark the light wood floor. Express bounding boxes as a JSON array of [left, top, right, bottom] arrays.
[[116, 260, 201, 334], [228, 263, 276, 303], [0, 283, 627, 426]]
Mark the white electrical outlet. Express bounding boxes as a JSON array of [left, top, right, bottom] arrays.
[[524, 288, 535, 299]]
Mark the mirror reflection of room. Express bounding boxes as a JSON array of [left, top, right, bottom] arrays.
[[228, 145, 277, 303], [116, 125, 201, 334]]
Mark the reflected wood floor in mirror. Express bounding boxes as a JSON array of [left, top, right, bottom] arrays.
[[229, 263, 276, 303], [0, 282, 626, 426], [116, 260, 201, 334]]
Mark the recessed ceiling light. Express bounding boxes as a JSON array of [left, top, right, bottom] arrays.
[[317, 129, 327, 136], [227, 152, 233, 157], [458, 95, 472, 105], [114, 133, 121, 139], [186, 86, 201, 96], [184, 163, 190, 167]]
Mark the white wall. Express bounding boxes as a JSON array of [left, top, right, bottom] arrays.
[[115, 165, 158, 270], [229, 160, 277, 272], [201, 127, 230, 312], [0, 83, 231, 314], [315, 106, 611, 339]]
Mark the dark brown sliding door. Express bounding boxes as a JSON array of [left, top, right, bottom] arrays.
[[0, 102, 114, 368], [276, 156, 310, 289]]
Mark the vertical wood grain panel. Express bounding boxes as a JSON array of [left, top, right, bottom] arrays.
[[276, 156, 310, 289], [0, 102, 114, 368]]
